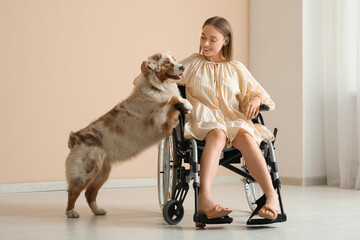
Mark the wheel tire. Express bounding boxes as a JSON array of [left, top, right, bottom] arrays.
[[162, 199, 184, 225], [157, 136, 178, 210]]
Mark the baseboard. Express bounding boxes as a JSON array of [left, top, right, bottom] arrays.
[[280, 176, 327, 186], [280, 177, 303, 186], [303, 176, 327, 186], [0, 175, 241, 194], [0, 175, 328, 194]]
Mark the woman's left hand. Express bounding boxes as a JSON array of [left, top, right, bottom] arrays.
[[244, 96, 261, 120]]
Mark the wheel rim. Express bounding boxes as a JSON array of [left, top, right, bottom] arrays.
[[157, 136, 178, 210]]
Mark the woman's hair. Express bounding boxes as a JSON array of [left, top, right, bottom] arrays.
[[199, 16, 233, 61]]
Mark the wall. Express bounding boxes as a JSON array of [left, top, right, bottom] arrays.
[[0, 0, 249, 184], [250, 0, 327, 185], [249, 0, 304, 184], [302, 0, 326, 185]]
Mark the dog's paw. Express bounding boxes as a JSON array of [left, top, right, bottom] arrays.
[[93, 209, 107, 215], [182, 99, 192, 114], [66, 209, 80, 218], [90, 201, 107, 216]]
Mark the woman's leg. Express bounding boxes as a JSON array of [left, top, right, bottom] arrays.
[[232, 129, 279, 217], [198, 129, 227, 213]]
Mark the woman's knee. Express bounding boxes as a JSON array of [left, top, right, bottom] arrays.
[[205, 129, 227, 147], [233, 129, 253, 148]]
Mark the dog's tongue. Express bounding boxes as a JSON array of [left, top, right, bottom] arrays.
[[168, 74, 182, 80], [173, 75, 182, 80]]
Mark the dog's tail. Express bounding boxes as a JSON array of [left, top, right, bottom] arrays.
[[68, 130, 103, 149]]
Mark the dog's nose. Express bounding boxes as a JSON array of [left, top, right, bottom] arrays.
[[180, 66, 185, 71]]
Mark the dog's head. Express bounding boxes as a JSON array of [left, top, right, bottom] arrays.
[[146, 52, 184, 83]]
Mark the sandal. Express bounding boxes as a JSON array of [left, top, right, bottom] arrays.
[[195, 204, 232, 227], [204, 204, 232, 219], [258, 205, 278, 220]]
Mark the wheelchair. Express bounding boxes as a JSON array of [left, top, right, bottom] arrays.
[[157, 86, 287, 226]]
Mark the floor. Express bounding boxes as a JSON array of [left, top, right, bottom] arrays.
[[1, 182, 359, 240]]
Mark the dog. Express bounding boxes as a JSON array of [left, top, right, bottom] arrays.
[[65, 52, 192, 218]]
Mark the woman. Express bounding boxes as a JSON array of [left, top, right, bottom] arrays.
[[142, 16, 279, 227]]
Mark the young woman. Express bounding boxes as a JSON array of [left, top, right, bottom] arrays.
[[142, 16, 279, 227]]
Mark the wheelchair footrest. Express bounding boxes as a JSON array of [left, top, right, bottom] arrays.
[[193, 213, 233, 225], [246, 194, 287, 225], [247, 213, 287, 225]]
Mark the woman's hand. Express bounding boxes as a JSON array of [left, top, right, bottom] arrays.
[[141, 61, 151, 76], [244, 96, 261, 120]]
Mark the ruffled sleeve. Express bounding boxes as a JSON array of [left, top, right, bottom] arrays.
[[231, 61, 275, 111]]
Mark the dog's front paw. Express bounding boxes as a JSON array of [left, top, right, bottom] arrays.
[[182, 99, 192, 114], [66, 209, 80, 218]]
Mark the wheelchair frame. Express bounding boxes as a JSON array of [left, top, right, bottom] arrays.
[[157, 86, 287, 226]]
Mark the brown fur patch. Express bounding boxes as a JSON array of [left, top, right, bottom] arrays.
[[68, 129, 103, 149], [98, 107, 124, 135], [85, 159, 97, 174], [151, 53, 161, 62], [159, 96, 181, 135], [156, 61, 175, 83]]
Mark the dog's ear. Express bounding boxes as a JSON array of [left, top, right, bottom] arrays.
[[147, 53, 162, 72]]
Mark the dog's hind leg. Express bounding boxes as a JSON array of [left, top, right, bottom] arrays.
[[85, 160, 112, 216], [66, 179, 87, 218], [65, 146, 105, 218]]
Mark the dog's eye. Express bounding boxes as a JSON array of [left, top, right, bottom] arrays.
[[164, 60, 171, 65]]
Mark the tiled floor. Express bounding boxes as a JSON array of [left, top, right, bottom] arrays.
[[1, 182, 359, 240]]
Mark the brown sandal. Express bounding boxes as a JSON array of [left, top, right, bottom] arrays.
[[195, 204, 232, 227], [204, 204, 232, 219], [258, 205, 278, 220]]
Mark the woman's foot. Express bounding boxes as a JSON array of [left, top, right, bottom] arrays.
[[258, 193, 279, 220], [198, 193, 232, 218], [198, 194, 216, 214]]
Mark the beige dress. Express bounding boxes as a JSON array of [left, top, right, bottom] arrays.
[[178, 53, 275, 147]]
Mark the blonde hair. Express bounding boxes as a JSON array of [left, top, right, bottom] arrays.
[[199, 16, 233, 61]]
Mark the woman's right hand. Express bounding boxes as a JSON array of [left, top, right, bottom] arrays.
[[141, 61, 151, 76]]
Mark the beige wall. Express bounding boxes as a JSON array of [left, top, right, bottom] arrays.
[[0, 0, 249, 184]]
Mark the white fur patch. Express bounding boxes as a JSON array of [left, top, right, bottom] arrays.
[[90, 201, 107, 215]]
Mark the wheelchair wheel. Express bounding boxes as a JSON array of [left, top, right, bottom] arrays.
[[157, 136, 179, 210], [243, 161, 264, 212], [243, 140, 273, 211], [162, 199, 184, 225]]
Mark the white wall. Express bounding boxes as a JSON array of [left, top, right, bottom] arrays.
[[302, 0, 326, 184], [250, 0, 327, 185], [250, 0, 304, 185]]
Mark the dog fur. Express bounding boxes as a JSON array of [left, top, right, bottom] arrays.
[[65, 52, 192, 218]]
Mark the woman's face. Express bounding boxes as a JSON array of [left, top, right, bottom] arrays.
[[200, 24, 228, 62]]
